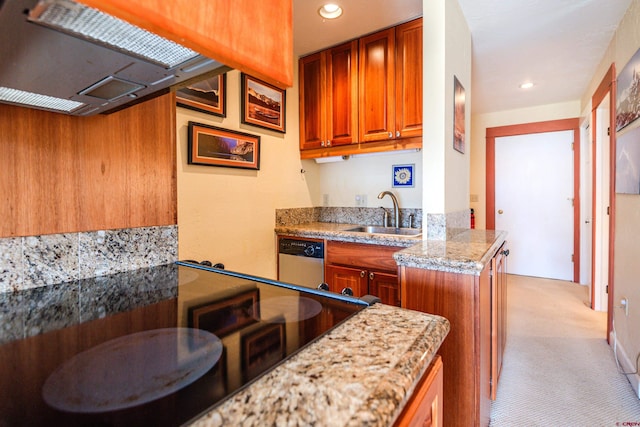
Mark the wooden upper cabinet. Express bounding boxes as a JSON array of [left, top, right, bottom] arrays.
[[359, 28, 396, 143], [299, 41, 358, 150], [299, 53, 326, 150], [327, 42, 359, 146], [298, 17, 422, 157], [359, 18, 423, 143], [395, 18, 423, 139], [79, 0, 293, 88]]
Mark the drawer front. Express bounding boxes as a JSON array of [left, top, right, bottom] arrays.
[[326, 241, 401, 272]]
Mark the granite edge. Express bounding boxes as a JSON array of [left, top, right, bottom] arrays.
[[190, 303, 450, 427]]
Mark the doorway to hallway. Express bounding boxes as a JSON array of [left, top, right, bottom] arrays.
[[486, 118, 581, 283]]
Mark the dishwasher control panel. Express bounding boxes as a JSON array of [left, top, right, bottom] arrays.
[[278, 238, 324, 258]]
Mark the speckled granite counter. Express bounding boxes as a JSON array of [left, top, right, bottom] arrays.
[[275, 223, 507, 275], [275, 222, 421, 248], [191, 303, 449, 427], [393, 229, 508, 275]]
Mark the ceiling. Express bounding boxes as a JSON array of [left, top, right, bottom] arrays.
[[293, 0, 632, 114]]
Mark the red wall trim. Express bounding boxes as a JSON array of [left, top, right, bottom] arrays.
[[590, 63, 616, 340]]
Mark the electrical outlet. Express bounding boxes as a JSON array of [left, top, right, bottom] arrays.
[[355, 194, 367, 207]]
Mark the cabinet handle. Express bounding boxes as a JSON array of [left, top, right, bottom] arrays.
[[396, 130, 400, 137], [327, 140, 331, 147], [360, 270, 366, 278], [388, 132, 393, 138], [501, 249, 510, 256], [369, 272, 375, 280], [341, 287, 354, 296], [320, 141, 325, 147]]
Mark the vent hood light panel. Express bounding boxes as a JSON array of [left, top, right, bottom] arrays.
[[27, 0, 199, 68], [0, 0, 229, 116]]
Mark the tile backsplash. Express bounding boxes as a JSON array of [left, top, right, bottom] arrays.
[[275, 207, 423, 229], [275, 207, 471, 240], [0, 226, 178, 293]]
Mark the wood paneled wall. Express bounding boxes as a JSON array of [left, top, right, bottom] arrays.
[[0, 94, 176, 238]]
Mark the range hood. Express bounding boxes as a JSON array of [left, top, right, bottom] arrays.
[[0, 0, 230, 116]]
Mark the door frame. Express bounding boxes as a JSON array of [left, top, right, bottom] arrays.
[[591, 63, 616, 341], [486, 118, 581, 283]]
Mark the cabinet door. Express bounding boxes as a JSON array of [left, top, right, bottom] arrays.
[[394, 355, 443, 427], [491, 243, 508, 400], [395, 18, 423, 139], [299, 52, 326, 150], [359, 28, 395, 143], [326, 41, 358, 146], [325, 264, 367, 297], [368, 271, 400, 306]]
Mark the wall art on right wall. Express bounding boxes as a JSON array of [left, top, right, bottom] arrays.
[[616, 125, 640, 194], [616, 47, 640, 132], [453, 75, 466, 153]]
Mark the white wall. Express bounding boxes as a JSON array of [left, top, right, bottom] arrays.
[[605, 0, 640, 396], [422, 0, 472, 215], [177, 69, 316, 278], [314, 150, 423, 208]]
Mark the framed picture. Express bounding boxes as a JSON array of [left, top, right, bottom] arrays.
[[176, 73, 226, 117], [188, 122, 260, 170], [187, 288, 260, 337], [453, 76, 466, 154], [392, 164, 415, 188], [616, 47, 640, 132], [241, 322, 286, 382], [241, 73, 286, 133], [616, 125, 640, 194]]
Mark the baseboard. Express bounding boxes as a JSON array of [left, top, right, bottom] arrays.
[[609, 331, 640, 399]]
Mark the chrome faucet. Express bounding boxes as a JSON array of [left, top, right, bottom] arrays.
[[380, 207, 389, 227], [377, 191, 400, 228]]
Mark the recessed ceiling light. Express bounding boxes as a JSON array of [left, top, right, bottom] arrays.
[[318, 3, 343, 19], [519, 82, 534, 89]]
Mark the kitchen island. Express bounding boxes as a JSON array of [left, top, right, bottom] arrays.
[[275, 221, 508, 427], [0, 262, 449, 426]]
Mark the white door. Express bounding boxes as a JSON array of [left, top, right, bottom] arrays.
[[592, 95, 610, 311], [495, 130, 574, 280], [580, 122, 592, 286]]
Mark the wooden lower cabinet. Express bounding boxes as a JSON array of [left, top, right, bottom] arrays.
[[325, 241, 402, 306], [400, 242, 507, 427], [394, 355, 443, 427]]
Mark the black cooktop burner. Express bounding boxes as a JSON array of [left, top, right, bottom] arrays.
[[0, 263, 367, 426]]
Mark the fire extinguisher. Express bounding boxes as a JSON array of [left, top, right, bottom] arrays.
[[470, 208, 475, 229]]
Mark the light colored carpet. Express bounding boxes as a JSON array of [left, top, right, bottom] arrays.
[[490, 274, 640, 426]]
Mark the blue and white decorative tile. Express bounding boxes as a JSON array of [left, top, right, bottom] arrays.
[[392, 164, 415, 188]]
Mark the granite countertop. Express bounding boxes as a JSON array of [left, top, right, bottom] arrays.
[[191, 303, 450, 427], [275, 222, 507, 275], [275, 222, 422, 248]]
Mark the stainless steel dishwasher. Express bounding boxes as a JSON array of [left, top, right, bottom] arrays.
[[278, 237, 324, 288]]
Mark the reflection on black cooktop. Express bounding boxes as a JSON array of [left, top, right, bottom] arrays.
[[0, 263, 367, 426]]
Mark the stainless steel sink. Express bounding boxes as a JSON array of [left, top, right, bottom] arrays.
[[345, 226, 422, 237]]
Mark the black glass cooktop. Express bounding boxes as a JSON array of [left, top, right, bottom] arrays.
[[0, 262, 368, 426]]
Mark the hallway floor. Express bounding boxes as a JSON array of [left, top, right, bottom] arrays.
[[490, 274, 640, 426]]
